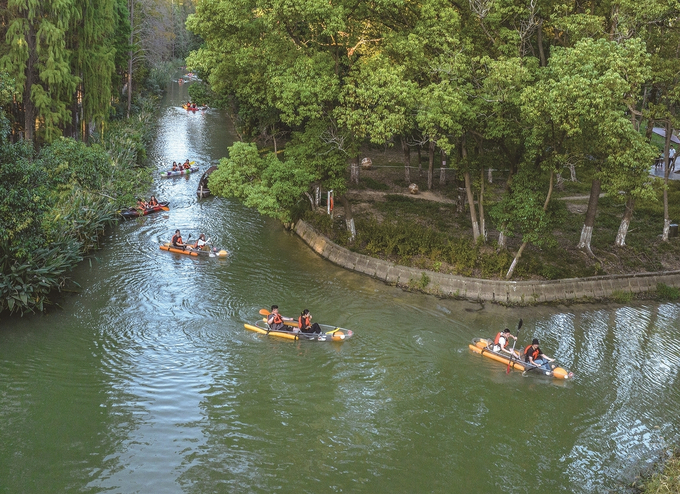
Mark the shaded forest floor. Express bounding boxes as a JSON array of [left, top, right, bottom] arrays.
[[303, 147, 680, 283]]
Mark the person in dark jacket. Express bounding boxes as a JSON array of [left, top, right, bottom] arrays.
[[524, 338, 554, 371]]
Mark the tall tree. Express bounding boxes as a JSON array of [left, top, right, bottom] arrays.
[[2, 0, 80, 142]]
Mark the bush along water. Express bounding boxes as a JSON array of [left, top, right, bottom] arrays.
[[304, 213, 512, 278], [0, 101, 157, 316]]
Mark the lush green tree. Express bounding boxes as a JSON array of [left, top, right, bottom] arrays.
[[2, 0, 80, 141]]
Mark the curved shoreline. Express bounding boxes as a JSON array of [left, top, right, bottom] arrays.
[[294, 219, 680, 304]]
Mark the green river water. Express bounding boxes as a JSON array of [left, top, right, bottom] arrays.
[[1, 80, 680, 494]]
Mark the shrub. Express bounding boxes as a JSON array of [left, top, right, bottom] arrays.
[[657, 283, 680, 301], [611, 290, 633, 303]]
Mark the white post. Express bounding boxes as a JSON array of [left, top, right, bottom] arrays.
[[328, 190, 334, 218]]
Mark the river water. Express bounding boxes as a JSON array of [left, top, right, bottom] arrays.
[[2, 81, 680, 494]]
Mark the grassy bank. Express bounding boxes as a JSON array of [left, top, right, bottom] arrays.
[[633, 450, 680, 493], [303, 151, 680, 287]]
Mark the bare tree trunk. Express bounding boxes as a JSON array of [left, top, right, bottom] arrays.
[[127, 0, 134, 119], [350, 155, 360, 185], [338, 195, 356, 241], [498, 224, 507, 249], [487, 167, 493, 183], [577, 177, 601, 256], [439, 149, 446, 185], [479, 168, 486, 241], [314, 185, 320, 207], [462, 139, 480, 242], [569, 163, 577, 181], [506, 171, 555, 279], [537, 19, 547, 67], [427, 140, 434, 190], [662, 123, 673, 241], [417, 144, 422, 176], [615, 196, 635, 247], [304, 191, 315, 210], [505, 242, 527, 280], [402, 136, 410, 183]]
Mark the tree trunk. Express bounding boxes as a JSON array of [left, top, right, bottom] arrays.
[[487, 167, 493, 183], [505, 241, 527, 280], [462, 139, 480, 242], [427, 140, 434, 190], [304, 191, 315, 211], [537, 19, 547, 67], [577, 178, 601, 256], [402, 137, 410, 183], [127, 0, 134, 119], [479, 168, 486, 241], [417, 144, 422, 176], [350, 156, 360, 184], [614, 196, 635, 247], [339, 195, 356, 241], [498, 224, 507, 250], [439, 149, 446, 185], [314, 185, 320, 207], [662, 123, 673, 241]]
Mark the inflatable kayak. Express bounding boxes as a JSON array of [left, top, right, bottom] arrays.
[[244, 319, 353, 342], [160, 242, 228, 257], [161, 165, 199, 177], [119, 201, 169, 219], [468, 338, 573, 379]]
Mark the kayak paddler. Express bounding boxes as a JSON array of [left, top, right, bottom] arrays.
[[298, 309, 321, 334], [524, 338, 555, 371], [191, 233, 208, 251], [267, 305, 295, 332], [492, 328, 518, 358], [148, 196, 159, 207], [171, 229, 186, 250]]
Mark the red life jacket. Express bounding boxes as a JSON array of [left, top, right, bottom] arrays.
[[299, 315, 311, 329], [493, 332, 508, 348], [524, 345, 540, 361], [172, 234, 182, 245]]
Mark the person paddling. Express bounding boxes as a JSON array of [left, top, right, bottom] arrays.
[[492, 328, 518, 357], [171, 229, 186, 250], [298, 309, 321, 334], [136, 198, 148, 210], [267, 305, 295, 332], [183, 159, 191, 169], [191, 233, 208, 251], [524, 338, 555, 371], [148, 196, 159, 207]]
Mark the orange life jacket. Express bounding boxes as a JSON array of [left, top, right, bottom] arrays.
[[172, 234, 182, 245], [299, 314, 311, 329], [493, 332, 509, 348], [270, 313, 283, 325]]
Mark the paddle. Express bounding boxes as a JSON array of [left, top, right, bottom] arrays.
[[506, 319, 523, 374]]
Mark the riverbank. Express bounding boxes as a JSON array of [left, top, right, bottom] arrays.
[[0, 96, 159, 316], [294, 219, 680, 304]]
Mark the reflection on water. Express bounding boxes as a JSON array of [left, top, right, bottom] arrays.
[[1, 79, 680, 493]]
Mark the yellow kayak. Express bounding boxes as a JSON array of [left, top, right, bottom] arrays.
[[244, 319, 353, 342], [468, 338, 573, 379]]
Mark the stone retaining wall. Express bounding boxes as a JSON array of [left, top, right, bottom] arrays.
[[294, 220, 680, 304]]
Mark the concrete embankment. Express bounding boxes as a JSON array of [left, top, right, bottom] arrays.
[[294, 219, 680, 304]]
